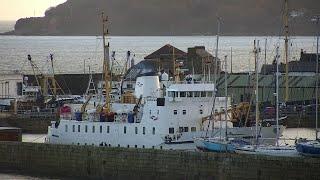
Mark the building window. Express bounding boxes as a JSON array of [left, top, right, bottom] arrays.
[[182, 110, 186, 115], [92, 126, 95, 133], [65, 125, 68, 132], [201, 91, 206, 97], [184, 127, 189, 132], [180, 91, 186, 97], [78, 125, 80, 132], [207, 92, 213, 97], [191, 127, 196, 132], [173, 110, 177, 115], [107, 126, 110, 133], [100, 125, 102, 133], [152, 127, 155, 135], [85, 125, 88, 133], [135, 127, 138, 134], [143, 127, 145, 135], [124, 126, 127, 134], [187, 92, 192, 97], [169, 128, 174, 134], [175, 92, 179, 97], [194, 91, 200, 97], [200, 109, 203, 114], [72, 125, 75, 132], [179, 127, 183, 133]]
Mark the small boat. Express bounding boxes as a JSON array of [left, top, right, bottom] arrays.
[[235, 145, 298, 157], [296, 140, 320, 157], [196, 137, 249, 152]]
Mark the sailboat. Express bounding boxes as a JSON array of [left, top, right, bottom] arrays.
[[195, 53, 250, 152], [235, 45, 297, 157], [296, 16, 320, 157]]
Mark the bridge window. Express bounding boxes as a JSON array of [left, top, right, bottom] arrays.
[[180, 91, 186, 97], [173, 110, 177, 115], [78, 125, 80, 132], [169, 127, 174, 134]]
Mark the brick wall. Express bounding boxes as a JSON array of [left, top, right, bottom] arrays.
[[0, 142, 319, 179]]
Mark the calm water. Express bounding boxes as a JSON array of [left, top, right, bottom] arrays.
[[0, 36, 317, 74]]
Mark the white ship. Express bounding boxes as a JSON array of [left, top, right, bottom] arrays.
[[47, 74, 283, 149]]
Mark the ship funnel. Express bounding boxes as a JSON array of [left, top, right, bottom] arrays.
[[134, 76, 160, 98]]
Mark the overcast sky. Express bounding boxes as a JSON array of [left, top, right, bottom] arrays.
[[1, 0, 67, 21]]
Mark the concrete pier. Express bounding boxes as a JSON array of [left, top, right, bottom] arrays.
[[0, 142, 319, 179]]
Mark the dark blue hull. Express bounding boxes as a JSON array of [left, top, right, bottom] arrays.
[[296, 141, 320, 157]]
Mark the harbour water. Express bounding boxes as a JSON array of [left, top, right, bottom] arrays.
[[0, 36, 317, 75]]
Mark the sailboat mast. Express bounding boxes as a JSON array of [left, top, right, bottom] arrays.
[[173, 46, 176, 82], [224, 55, 228, 141], [215, 18, 221, 140], [101, 12, 111, 113], [284, 0, 289, 102], [276, 46, 280, 146], [214, 18, 220, 85], [315, 15, 319, 139], [254, 40, 260, 144]]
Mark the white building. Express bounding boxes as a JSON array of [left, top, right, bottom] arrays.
[[0, 73, 23, 98]]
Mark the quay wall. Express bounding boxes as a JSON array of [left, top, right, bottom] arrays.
[[0, 116, 52, 134], [0, 142, 319, 180]]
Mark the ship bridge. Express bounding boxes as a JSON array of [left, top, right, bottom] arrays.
[[166, 82, 215, 98]]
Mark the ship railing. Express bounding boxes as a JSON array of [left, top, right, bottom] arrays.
[[170, 80, 214, 84]]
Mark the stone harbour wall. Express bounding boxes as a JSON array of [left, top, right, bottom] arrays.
[[0, 142, 319, 179]]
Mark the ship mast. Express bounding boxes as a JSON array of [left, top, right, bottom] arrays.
[[284, 0, 289, 102], [102, 12, 111, 113]]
